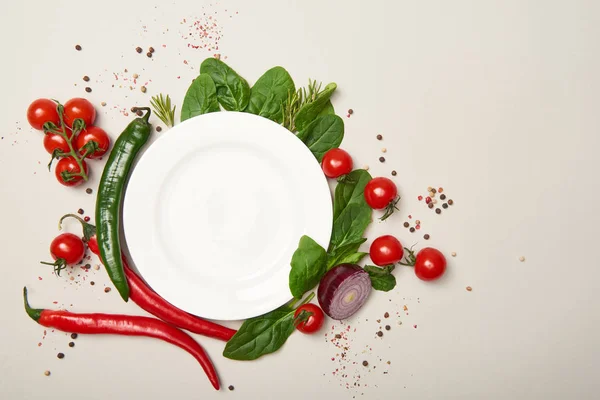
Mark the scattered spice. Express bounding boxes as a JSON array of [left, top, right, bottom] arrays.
[[228, 385, 235, 391], [156, 126, 162, 132], [442, 203, 448, 209], [104, 287, 111, 293], [85, 87, 92, 93], [391, 170, 397, 176], [384, 312, 389, 318], [335, 334, 342, 339], [448, 199, 454, 205], [83, 76, 90, 82], [84, 216, 90, 222], [75, 45, 82, 51], [86, 188, 93, 194], [451, 252, 457, 257], [466, 286, 472, 292], [379, 157, 385, 163], [347, 109, 354, 115], [215, 54, 221, 60], [440, 194, 446, 200], [403, 222, 409, 228], [90, 281, 95, 286], [428, 203, 434, 209], [431, 188, 437, 194], [519, 256, 525, 262], [435, 208, 441, 214], [68, 342, 75, 348], [438, 187, 444, 193], [146, 52, 153, 58], [362, 360, 368, 366], [140, 86, 147, 93], [71, 333, 78, 339], [409, 227, 415, 233], [101, 102, 106, 107], [136, 47, 143, 53], [133, 73, 139, 79], [136, 109, 143, 116], [93, 265, 100, 270], [77, 208, 84, 215], [376, 134, 382, 140], [385, 325, 391, 331], [424, 234, 430, 240], [363, 165, 369, 170], [381, 148, 387, 153], [44, 370, 51, 376], [57, 353, 64, 359], [376, 331, 383, 337]]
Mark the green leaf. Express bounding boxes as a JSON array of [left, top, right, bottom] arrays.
[[317, 100, 335, 117], [289, 235, 327, 299], [296, 115, 344, 162], [330, 203, 372, 250], [223, 305, 296, 361], [332, 169, 372, 221], [200, 58, 250, 111], [295, 82, 337, 131], [364, 265, 397, 292], [180, 74, 220, 122], [326, 237, 367, 270], [246, 67, 295, 123]]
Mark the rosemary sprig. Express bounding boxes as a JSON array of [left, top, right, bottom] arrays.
[[281, 79, 322, 132], [150, 94, 176, 127]]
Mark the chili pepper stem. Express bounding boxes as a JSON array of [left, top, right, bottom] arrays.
[[23, 287, 42, 322]]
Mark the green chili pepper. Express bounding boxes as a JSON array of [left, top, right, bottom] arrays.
[[95, 108, 152, 301]]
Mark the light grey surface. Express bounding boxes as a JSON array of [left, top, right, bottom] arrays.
[[1, 0, 599, 399]]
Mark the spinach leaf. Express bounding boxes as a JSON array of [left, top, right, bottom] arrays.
[[317, 100, 335, 117], [289, 235, 327, 299], [180, 74, 220, 122], [330, 202, 371, 250], [332, 169, 372, 221], [327, 169, 372, 252], [326, 237, 367, 270], [223, 304, 296, 361], [295, 82, 337, 131], [200, 58, 250, 111], [246, 67, 295, 123], [364, 265, 397, 292], [296, 115, 344, 162]]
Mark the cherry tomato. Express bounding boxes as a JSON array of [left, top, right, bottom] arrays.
[[364, 177, 398, 210], [75, 126, 110, 159], [63, 98, 96, 128], [370, 235, 404, 266], [43, 129, 74, 154], [55, 157, 89, 187], [414, 247, 447, 281], [294, 303, 325, 334], [49, 233, 85, 265], [87, 236, 99, 256], [321, 148, 353, 178], [27, 99, 60, 130]]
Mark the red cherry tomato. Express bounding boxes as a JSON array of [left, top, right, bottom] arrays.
[[63, 98, 96, 128], [27, 99, 60, 130], [49, 233, 85, 265], [414, 247, 447, 281], [321, 148, 353, 178], [75, 126, 110, 159], [87, 236, 99, 256], [364, 177, 398, 210], [43, 129, 74, 154], [369, 235, 404, 266], [55, 157, 89, 187], [294, 303, 325, 334]]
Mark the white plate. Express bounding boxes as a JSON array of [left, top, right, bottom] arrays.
[[123, 112, 332, 320]]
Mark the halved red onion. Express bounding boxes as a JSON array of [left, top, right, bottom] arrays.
[[318, 264, 371, 320]]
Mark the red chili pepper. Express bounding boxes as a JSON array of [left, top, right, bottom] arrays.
[[23, 287, 219, 390], [59, 214, 236, 341]]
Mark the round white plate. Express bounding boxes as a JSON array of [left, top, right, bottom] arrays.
[[123, 112, 332, 320]]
